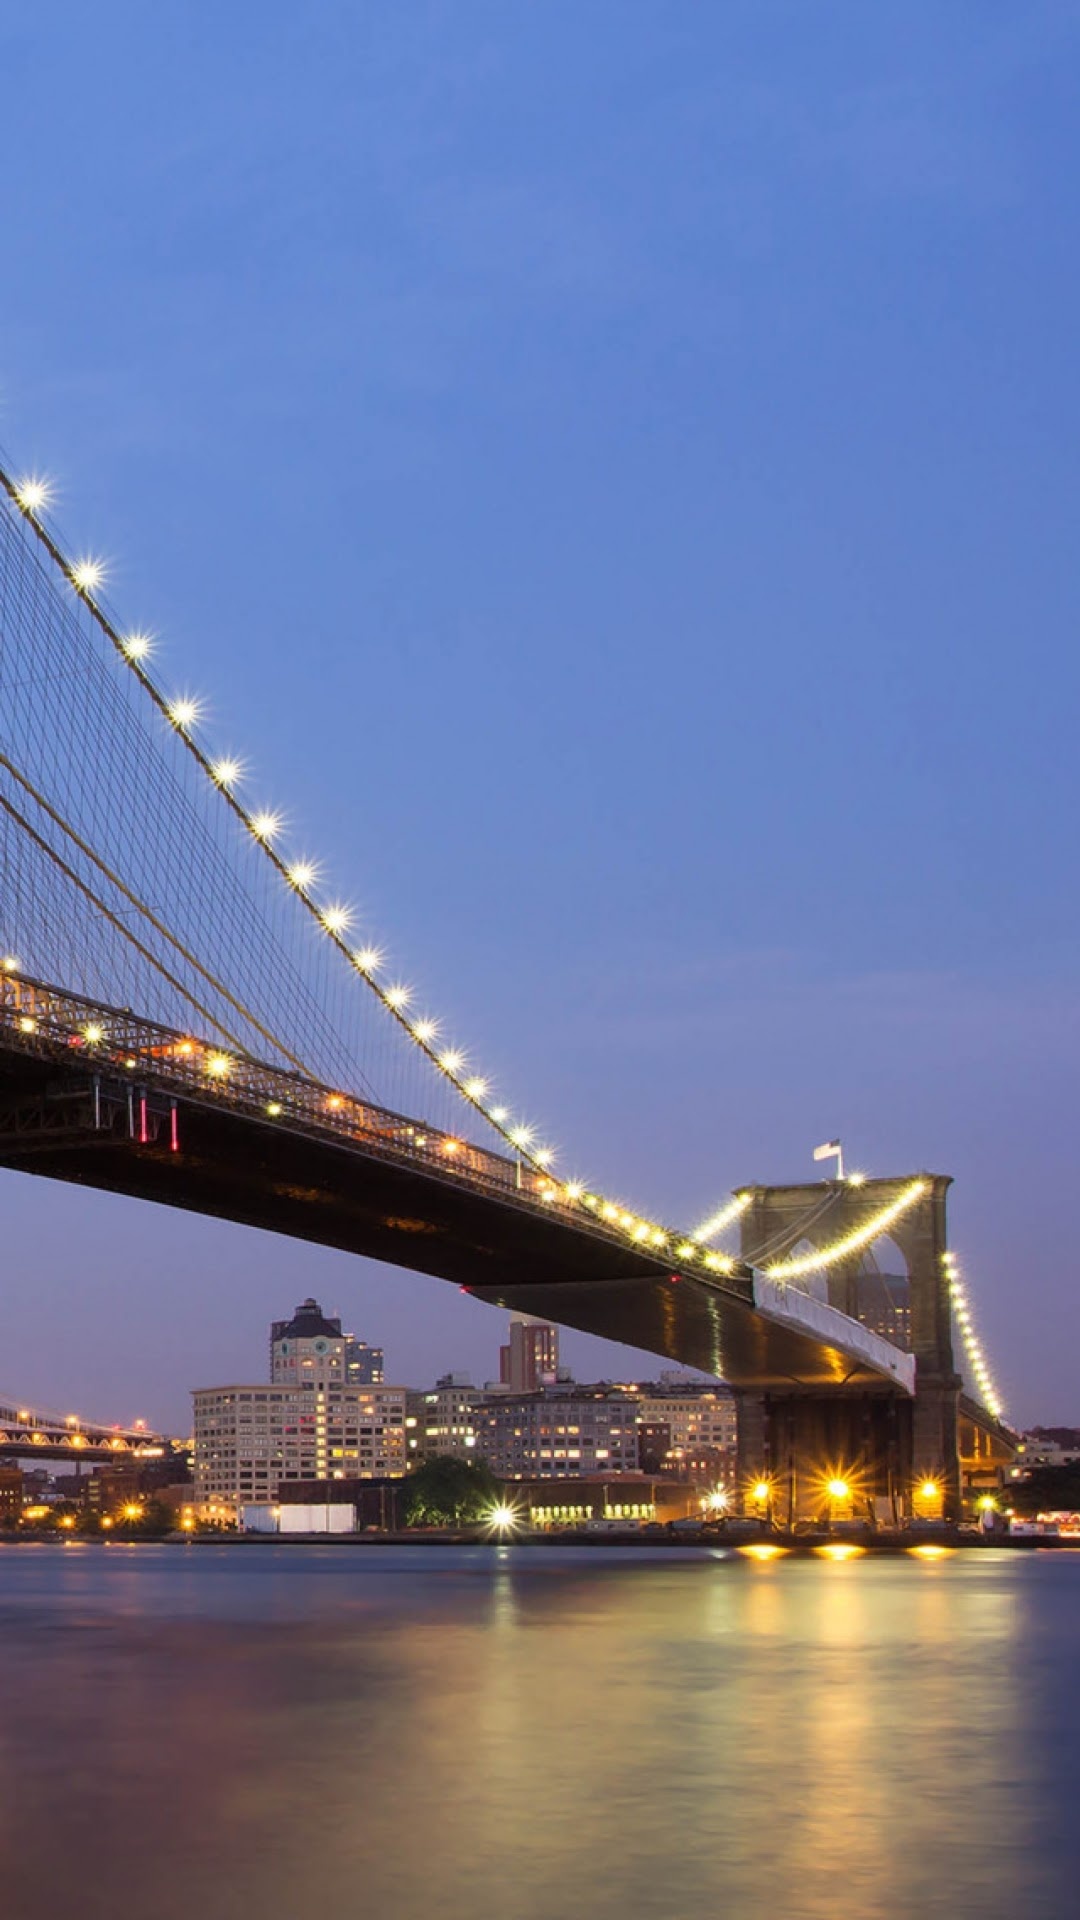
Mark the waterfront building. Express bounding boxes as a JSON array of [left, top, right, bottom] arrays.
[[194, 1296, 406, 1517], [633, 1380, 737, 1479], [514, 1475, 699, 1528], [471, 1385, 639, 1479], [193, 1382, 408, 1515], [0, 1466, 22, 1525], [499, 1315, 559, 1393], [408, 1374, 482, 1460]]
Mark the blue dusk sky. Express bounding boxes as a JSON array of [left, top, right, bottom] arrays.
[[0, 3, 1077, 1431]]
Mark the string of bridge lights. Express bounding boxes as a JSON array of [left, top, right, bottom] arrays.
[[2, 470, 558, 1156], [0, 462, 752, 1267], [0, 468, 1014, 1395], [764, 1178, 928, 1280], [941, 1250, 1004, 1421], [693, 1191, 753, 1243]]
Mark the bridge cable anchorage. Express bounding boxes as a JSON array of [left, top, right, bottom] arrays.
[[941, 1250, 1004, 1420], [0, 457, 560, 1174], [0, 449, 744, 1260]]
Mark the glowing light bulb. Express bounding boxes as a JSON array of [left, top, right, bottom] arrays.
[[534, 1147, 554, 1166], [72, 557, 105, 593], [321, 904, 352, 934], [15, 476, 51, 514], [565, 1182, 585, 1201], [1, 956, 19, 972], [440, 1050, 464, 1074], [413, 1018, 439, 1043], [206, 1053, 231, 1078], [250, 810, 282, 841], [266, 1102, 283, 1117], [354, 947, 383, 973], [509, 1126, 533, 1149], [385, 984, 411, 1009], [464, 1077, 487, 1099], [83, 1024, 104, 1044], [169, 697, 201, 730], [288, 860, 319, 890], [490, 1106, 509, 1123], [847, 1171, 867, 1187], [212, 757, 244, 788], [123, 631, 153, 661]]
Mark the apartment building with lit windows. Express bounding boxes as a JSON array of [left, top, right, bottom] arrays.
[[470, 1385, 639, 1480], [193, 1297, 406, 1516]]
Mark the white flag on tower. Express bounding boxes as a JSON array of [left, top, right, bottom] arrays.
[[814, 1139, 845, 1176]]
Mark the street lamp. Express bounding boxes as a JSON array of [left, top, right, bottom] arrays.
[[487, 1503, 520, 1536]]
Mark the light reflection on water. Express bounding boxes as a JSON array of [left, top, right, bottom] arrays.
[[0, 1543, 1076, 1920]]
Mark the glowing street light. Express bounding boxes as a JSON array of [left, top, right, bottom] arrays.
[[487, 1503, 520, 1535]]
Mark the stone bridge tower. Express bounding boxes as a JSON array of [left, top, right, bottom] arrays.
[[735, 1174, 962, 1523]]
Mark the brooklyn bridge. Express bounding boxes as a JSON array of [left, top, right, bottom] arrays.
[[0, 456, 1014, 1521]]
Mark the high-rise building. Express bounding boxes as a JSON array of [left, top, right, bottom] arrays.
[[499, 1315, 559, 1393], [344, 1338, 384, 1386], [270, 1298, 384, 1390], [271, 1296, 344, 1384], [193, 1297, 406, 1518]]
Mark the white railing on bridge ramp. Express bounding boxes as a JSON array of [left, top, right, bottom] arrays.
[[752, 1276, 916, 1394]]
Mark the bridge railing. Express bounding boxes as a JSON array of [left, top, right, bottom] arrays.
[[0, 972, 711, 1274]]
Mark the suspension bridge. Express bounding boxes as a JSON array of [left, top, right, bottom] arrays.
[[0, 454, 1013, 1520]]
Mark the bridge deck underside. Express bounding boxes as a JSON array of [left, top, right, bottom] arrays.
[[0, 1045, 905, 1391]]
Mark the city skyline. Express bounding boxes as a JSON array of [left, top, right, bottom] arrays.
[[1, 6, 1077, 1428]]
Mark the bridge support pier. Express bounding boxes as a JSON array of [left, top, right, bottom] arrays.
[[732, 1388, 962, 1527]]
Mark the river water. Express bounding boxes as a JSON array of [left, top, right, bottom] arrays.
[[0, 1542, 1076, 1919]]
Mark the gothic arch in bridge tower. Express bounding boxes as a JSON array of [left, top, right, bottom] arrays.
[[734, 1174, 963, 1521]]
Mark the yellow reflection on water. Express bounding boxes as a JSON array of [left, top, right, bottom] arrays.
[[814, 1543, 865, 1562], [737, 1543, 788, 1562], [908, 1545, 955, 1562]]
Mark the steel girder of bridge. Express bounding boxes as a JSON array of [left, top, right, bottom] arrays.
[[0, 974, 915, 1398]]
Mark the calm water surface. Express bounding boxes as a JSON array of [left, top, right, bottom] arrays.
[[0, 1542, 1077, 1919]]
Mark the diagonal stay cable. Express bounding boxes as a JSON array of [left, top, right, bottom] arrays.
[[0, 747, 315, 1076], [0, 786, 251, 1055], [0, 462, 541, 1164]]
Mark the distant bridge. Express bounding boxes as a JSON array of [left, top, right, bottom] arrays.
[[0, 1391, 167, 1463]]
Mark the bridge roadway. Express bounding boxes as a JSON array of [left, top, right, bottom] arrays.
[[0, 974, 913, 1395]]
